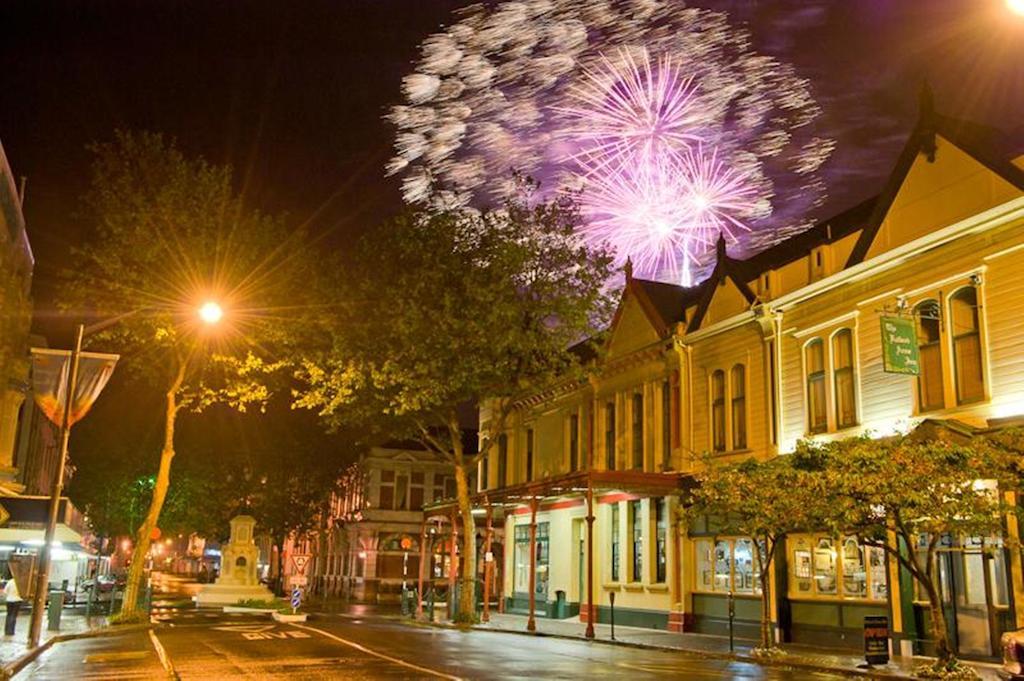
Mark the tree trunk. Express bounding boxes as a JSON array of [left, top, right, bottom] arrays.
[[453, 462, 477, 623], [276, 536, 286, 596], [120, 382, 179, 619], [923, 577, 954, 664], [755, 540, 774, 650]]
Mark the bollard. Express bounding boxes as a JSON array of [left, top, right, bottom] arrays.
[[727, 590, 735, 652], [609, 591, 616, 641]]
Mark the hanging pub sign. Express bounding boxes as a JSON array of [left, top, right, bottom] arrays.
[[880, 316, 920, 375]]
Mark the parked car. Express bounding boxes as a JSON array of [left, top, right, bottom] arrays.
[[1000, 629, 1024, 680]]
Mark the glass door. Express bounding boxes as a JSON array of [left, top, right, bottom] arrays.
[[936, 537, 1005, 658]]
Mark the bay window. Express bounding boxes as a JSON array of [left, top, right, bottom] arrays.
[[695, 537, 761, 594]]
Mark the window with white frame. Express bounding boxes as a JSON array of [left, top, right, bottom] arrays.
[[950, 287, 984, 405], [730, 364, 747, 450], [916, 300, 945, 412], [803, 328, 859, 434], [711, 370, 726, 452], [805, 339, 827, 434]]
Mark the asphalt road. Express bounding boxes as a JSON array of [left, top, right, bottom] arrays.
[[20, 607, 846, 680], [20, 576, 844, 681]]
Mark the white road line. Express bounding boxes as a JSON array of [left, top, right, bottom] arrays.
[[148, 629, 178, 679], [288, 623, 462, 681]]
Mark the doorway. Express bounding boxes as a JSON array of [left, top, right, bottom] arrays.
[[573, 519, 585, 603], [934, 537, 1009, 658]]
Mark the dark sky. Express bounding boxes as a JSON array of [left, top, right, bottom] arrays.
[[2, 0, 1023, 341]]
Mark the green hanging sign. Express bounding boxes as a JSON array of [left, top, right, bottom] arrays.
[[880, 316, 920, 375]]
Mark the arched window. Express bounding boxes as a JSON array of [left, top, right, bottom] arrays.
[[805, 340, 826, 433], [711, 370, 726, 452], [832, 329, 857, 429], [916, 300, 944, 411], [950, 288, 984, 404], [730, 364, 747, 449]]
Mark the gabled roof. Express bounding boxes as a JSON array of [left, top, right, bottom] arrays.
[[604, 259, 701, 344], [846, 86, 1024, 268], [686, 236, 758, 333]]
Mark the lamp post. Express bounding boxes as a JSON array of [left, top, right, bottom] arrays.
[[26, 301, 223, 648]]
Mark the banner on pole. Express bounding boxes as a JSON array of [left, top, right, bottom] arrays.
[[30, 348, 119, 427]]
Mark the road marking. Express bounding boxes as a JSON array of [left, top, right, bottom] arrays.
[[289, 623, 462, 680], [616, 661, 734, 678], [211, 624, 277, 634], [83, 651, 149, 663], [149, 629, 178, 679]]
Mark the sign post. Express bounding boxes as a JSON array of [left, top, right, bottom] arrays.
[[880, 316, 920, 375], [864, 615, 890, 666], [291, 587, 302, 615]]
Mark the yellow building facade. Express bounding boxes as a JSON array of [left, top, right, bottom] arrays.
[[459, 101, 1024, 659]]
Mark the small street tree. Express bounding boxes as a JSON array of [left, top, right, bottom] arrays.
[[806, 431, 1022, 673], [297, 185, 614, 622], [62, 131, 312, 620], [686, 455, 828, 652]]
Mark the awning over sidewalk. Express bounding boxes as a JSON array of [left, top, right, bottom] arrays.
[[424, 468, 695, 519]]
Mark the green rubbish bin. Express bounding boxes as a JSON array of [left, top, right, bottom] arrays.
[[47, 590, 64, 631], [554, 590, 567, 619]]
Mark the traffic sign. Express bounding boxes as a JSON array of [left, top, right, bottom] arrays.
[[291, 554, 311, 573], [290, 588, 302, 612], [289, 574, 308, 586]]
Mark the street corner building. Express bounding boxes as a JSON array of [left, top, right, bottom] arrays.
[[0, 140, 98, 600], [284, 441, 468, 605], [426, 97, 1024, 661]]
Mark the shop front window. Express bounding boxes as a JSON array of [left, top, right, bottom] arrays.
[[513, 522, 550, 598], [630, 500, 643, 581], [610, 503, 620, 581], [655, 497, 667, 583], [695, 538, 761, 594], [790, 535, 886, 601]]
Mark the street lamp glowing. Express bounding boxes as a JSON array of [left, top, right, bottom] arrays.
[[1009, 0, 1024, 16], [198, 301, 223, 325]]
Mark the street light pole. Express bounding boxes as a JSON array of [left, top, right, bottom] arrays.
[[27, 323, 84, 648]]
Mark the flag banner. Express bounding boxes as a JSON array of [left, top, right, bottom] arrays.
[[30, 348, 119, 427]]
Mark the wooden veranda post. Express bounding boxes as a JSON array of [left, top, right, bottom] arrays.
[[483, 502, 493, 623], [448, 509, 458, 620], [585, 482, 596, 639], [416, 515, 427, 620]]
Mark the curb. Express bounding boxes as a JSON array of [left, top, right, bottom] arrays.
[[407, 619, 914, 680], [1, 622, 153, 680]]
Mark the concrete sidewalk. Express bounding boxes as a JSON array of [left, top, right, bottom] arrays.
[[0, 607, 106, 668], [471, 612, 1002, 679]]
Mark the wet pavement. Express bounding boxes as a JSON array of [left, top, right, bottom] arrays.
[[20, 605, 844, 679]]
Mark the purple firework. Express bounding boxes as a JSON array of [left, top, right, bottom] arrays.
[[388, 1, 833, 284]]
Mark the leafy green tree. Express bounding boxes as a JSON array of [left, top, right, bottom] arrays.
[[297, 186, 614, 621], [686, 455, 828, 652], [62, 131, 311, 619], [806, 432, 1022, 671]]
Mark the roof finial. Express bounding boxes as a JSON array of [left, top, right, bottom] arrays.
[[919, 80, 937, 162], [716, 232, 727, 262], [624, 256, 633, 282]]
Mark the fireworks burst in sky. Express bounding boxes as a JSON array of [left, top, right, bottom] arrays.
[[388, 1, 834, 284]]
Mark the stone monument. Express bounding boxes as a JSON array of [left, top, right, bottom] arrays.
[[195, 515, 276, 607]]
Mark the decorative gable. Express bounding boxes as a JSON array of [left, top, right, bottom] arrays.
[[862, 134, 1024, 262], [606, 293, 662, 359]]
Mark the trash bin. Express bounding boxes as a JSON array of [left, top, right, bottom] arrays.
[[47, 590, 64, 631], [554, 590, 567, 619]]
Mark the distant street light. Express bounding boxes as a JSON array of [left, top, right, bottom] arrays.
[[199, 300, 224, 325], [1009, 0, 1024, 16]]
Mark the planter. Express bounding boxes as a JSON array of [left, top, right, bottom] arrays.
[[223, 606, 277, 615], [272, 611, 308, 623]]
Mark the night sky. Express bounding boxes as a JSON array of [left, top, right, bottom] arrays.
[[2, 0, 1023, 339]]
